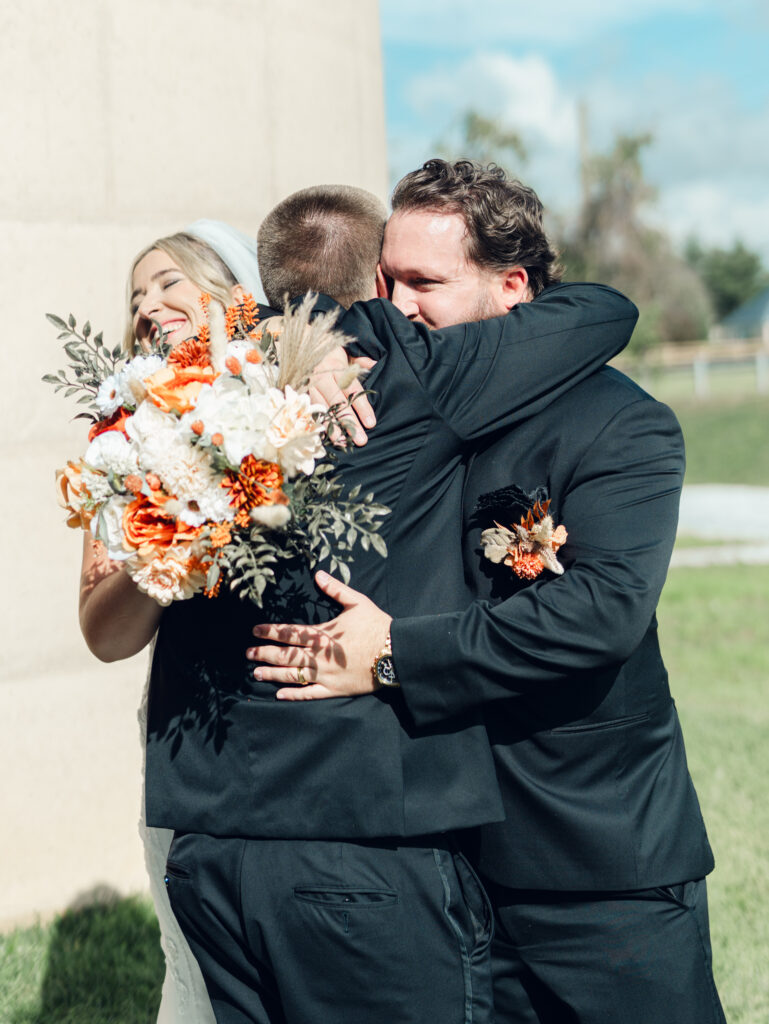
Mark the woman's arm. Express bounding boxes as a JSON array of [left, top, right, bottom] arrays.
[[79, 533, 162, 662]]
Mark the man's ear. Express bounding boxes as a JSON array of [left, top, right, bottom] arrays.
[[499, 267, 530, 309], [375, 263, 390, 299]]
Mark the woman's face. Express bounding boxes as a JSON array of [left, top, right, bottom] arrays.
[[131, 249, 207, 347]]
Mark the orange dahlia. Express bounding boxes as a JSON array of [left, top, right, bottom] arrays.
[[222, 456, 288, 513]]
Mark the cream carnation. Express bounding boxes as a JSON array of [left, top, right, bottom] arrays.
[[85, 429, 139, 479], [126, 545, 207, 606]]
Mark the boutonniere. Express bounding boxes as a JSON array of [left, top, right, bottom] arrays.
[[476, 485, 567, 580]]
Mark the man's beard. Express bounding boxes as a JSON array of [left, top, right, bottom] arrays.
[[465, 289, 500, 325]]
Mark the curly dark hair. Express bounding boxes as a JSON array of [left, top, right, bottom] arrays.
[[391, 159, 562, 296]]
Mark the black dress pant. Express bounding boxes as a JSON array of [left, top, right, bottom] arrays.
[[484, 878, 726, 1024], [165, 832, 494, 1024]]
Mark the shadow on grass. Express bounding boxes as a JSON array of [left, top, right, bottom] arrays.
[[14, 887, 164, 1024]]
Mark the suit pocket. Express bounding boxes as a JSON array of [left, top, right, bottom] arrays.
[[550, 711, 651, 734], [294, 885, 398, 908]]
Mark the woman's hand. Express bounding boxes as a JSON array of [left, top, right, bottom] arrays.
[[246, 571, 392, 700]]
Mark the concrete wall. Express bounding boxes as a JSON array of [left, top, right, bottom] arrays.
[[0, 0, 387, 929]]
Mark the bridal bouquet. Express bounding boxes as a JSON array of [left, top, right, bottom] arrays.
[[46, 292, 388, 606]]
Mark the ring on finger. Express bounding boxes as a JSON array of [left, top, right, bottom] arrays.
[[296, 669, 307, 685]]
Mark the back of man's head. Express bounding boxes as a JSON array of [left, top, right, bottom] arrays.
[[257, 185, 386, 310], [391, 159, 562, 297]]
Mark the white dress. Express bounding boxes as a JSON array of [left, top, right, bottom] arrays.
[[138, 660, 217, 1024]]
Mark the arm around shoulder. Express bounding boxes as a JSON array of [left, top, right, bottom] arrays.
[[79, 533, 162, 662], [393, 395, 685, 725]]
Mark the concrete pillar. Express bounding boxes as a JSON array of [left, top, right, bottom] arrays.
[[1, 0, 387, 929]]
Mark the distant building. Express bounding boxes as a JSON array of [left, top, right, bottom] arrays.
[[712, 287, 769, 342]]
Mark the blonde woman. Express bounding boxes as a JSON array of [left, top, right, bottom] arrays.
[[79, 222, 368, 1023]]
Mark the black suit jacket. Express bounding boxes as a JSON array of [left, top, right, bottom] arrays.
[[394, 366, 714, 888], [146, 286, 638, 840]]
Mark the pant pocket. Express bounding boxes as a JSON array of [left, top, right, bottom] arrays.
[[293, 885, 398, 908]]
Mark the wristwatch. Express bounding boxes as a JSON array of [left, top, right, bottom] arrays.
[[371, 632, 400, 688]]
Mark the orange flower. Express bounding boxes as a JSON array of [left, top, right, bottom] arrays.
[[208, 522, 233, 549], [122, 494, 200, 555], [222, 456, 288, 512], [88, 407, 132, 442], [507, 550, 545, 580], [245, 348, 262, 365], [167, 336, 211, 369], [225, 355, 242, 376], [143, 364, 218, 415], [225, 304, 239, 339], [124, 474, 143, 496], [239, 294, 259, 330], [55, 460, 94, 529], [190, 420, 204, 436]]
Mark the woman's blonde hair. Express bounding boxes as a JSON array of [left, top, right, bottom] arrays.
[[123, 232, 238, 354]]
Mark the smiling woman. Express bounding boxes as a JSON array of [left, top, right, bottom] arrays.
[[124, 233, 247, 354]]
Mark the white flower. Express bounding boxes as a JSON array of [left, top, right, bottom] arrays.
[[264, 385, 326, 478], [85, 429, 139, 478], [119, 354, 164, 406], [94, 355, 163, 414], [95, 495, 134, 560], [126, 544, 207, 606], [128, 400, 233, 527], [79, 465, 114, 505], [95, 374, 124, 416], [186, 376, 276, 466], [225, 341, 277, 393]]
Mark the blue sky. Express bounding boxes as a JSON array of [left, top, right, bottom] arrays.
[[380, 0, 769, 260]]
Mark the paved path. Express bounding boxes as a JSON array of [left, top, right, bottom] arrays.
[[672, 485, 769, 567]]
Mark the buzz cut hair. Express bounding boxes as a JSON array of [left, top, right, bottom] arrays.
[[257, 184, 387, 310]]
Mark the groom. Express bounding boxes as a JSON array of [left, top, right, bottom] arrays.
[[251, 160, 726, 1024], [147, 180, 637, 1022]]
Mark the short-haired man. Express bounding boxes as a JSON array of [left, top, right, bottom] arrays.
[[253, 161, 726, 1024], [257, 183, 386, 310], [149, 181, 637, 1023]]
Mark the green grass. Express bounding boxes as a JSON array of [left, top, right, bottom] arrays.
[[617, 369, 769, 485], [0, 896, 163, 1024], [2, 568, 767, 1023], [671, 396, 769, 486], [660, 564, 769, 1024]]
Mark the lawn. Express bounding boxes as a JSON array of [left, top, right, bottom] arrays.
[[0, 897, 164, 1024], [3, 565, 765, 1019], [2, 567, 767, 1023], [659, 564, 769, 1024], [620, 373, 769, 486]]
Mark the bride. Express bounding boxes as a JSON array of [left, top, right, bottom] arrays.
[[78, 221, 368, 1022]]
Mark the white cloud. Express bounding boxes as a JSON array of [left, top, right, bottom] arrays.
[[390, 49, 769, 261], [409, 52, 577, 149]]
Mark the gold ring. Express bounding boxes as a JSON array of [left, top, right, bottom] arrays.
[[296, 669, 307, 685]]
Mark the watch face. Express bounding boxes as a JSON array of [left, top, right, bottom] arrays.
[[375, 655, 398, 687]]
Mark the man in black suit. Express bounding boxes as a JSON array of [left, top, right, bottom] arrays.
[[150, 183, 637, 1023], [252, 162, 726, 1024]]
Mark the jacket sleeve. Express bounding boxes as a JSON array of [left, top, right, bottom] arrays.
[[339, 283, 638, 440], [392, 397, 685, 726]]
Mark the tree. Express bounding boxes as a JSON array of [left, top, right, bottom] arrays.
[[434, 110, 527, 174], [562, 133, 712, 349], [685, 239, 769, 321]]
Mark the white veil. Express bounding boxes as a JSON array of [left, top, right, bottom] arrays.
[[186, 219, 269, 307]]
